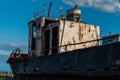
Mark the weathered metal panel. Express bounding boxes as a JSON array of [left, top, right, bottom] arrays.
[[59, 20, 100, 53], [8, 42, 120, 79], [28, 23, 33, 55], [36, 25, 42, 55], [74, 46, 111, 70]]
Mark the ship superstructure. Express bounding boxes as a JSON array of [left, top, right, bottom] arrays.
[[28, 5, 100, 56]]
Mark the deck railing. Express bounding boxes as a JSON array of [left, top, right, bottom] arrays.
[[10, 35, 119, 58]]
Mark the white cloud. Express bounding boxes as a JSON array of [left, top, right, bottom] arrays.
[[0, 50, 11, 56], [62, 0, 120, 13], [32, 0, 36, 2], [0, 35, 17, 40], [0, 42, 27, 53]]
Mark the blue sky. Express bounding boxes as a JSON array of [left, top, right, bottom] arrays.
[[0, 0, 120, 55]]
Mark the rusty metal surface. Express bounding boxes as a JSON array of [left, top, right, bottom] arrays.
[[8, 42, 120, 75], [28, 17, 100, 55], [59, 20, 100, 53]]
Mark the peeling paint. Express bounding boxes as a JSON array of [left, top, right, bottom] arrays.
[[59, 20, 100, 52]]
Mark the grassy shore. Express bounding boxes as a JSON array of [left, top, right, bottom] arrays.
[[0, 76, 13, 80], [0, 71, 13, 80]]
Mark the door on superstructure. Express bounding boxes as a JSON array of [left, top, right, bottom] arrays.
[[52, 26, 58, 54], [31, 26, 36, 51], [45, 29, 50, 55]]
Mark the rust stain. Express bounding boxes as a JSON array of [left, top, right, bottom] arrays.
[[67, 41, 72, 48], [62, 42, 67, 51], [78, 24, 83, 42], [69, 22, 74, 28], [63, 45, 67, 51], [72, 37, 76, 49]]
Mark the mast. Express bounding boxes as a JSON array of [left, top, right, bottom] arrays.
[[48, 2, 52, 18], [43, 4, 46, 16]]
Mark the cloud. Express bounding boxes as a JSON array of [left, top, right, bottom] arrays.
[[0, 35, 17, 40], [32, 0, 36, 2], [0, 42, 27, 53], [62, 0, 120, 13]]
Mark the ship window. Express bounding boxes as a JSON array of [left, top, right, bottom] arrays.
[[115, 60, 120, 65], [112, 59, 120, 65], [33, 26, 36, 37], [31, 26, 36, 51]]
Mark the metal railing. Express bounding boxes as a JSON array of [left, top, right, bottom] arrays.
[[10, 35, 119, 58], [38, 36, 118, 55]]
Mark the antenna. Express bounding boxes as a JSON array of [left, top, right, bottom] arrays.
[[109, 32, 112, 35], [43, 4, 46, 16], [48, 2, 52, 18], [59, 6, 62, 18], [33, 8, 39, 19]]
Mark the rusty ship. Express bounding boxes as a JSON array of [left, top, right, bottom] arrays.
[[7, 4, 120, 80]]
